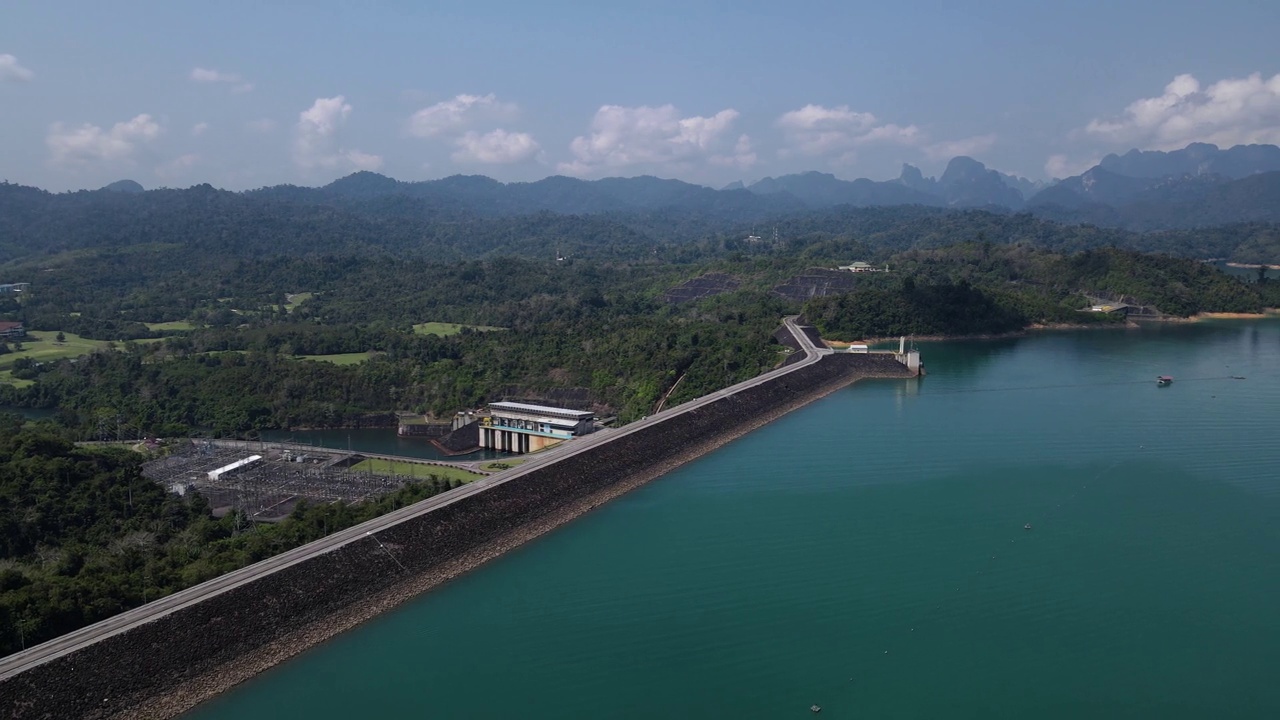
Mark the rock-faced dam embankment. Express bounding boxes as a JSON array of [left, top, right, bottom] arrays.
[[0, 352, 914, 719]]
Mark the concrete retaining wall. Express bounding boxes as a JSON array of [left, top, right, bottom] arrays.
[[0, 353, 913, 719]]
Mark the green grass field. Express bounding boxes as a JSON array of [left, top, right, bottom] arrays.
[[284, 292, 313, 313], [350, 458, 481, 483], [1, 331, 112, 386], [412, 322, 505, 337], [144, 321, 196, 331], [0, 371, 33, 388], [294, 352, 375, 365]]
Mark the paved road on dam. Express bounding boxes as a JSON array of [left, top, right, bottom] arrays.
[[0, 317, 830, 680]]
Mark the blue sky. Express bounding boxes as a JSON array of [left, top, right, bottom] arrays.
[[3, 0, 1279, 191]]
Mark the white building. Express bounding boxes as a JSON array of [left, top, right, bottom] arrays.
[[481, 402, 595, 453], [207, 455, 262, 482]]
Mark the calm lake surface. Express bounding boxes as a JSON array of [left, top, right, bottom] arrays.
[[0, 405, 56, 420], [191, 320, 1280, 719]]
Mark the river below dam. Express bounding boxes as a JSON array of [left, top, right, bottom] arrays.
[[189, 319, 1280, 719]]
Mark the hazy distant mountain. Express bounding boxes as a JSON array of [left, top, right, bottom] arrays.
[[101, 179, 144, 193], [1097, 143, 1280, 179], [4, 171, 1279, 266], [11, 140, 1278, 253], [747, 171, 943, 208], [250, 172, 804, 219], [995, 171, 1048, 200], [1022, 142, 1280, 230], [323, 170, 405, 198], [1027, 167, 1159, 209], [1028, 169, 1280, 231], [893, 158, 1040, 209], [897, 164, 937, 195], [936, 157, 1026, 209]]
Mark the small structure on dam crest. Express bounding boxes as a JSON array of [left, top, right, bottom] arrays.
[[480, 401, 596, 453]]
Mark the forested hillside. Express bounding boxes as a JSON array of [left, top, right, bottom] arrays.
[[4, 178, 1280, 265], [806, 245, 1277, 340]]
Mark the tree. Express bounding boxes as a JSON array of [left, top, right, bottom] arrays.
[[55, 331, 66, 343]]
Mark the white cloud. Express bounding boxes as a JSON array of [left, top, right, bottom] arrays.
[[1044, 153, 1100, 179], [558, 104, 744, 176], [344, 150, 384, 171], [293, 96, 382, 171], [0, 53, 34, 82], [245, 118, 277, 134], [46, 114, 162, 165], [923, 133, 998, 160], [709, 134, 757, 170], [452, 129, 540, 164], [155, 153, 200, 181], [191, 122, 210, 137], [408, 93, 517, 138], [190, 67, 253, 93], [777, 104, 922, 163], [1084, 72, 1280, 149], [191, 67, 238, 83]]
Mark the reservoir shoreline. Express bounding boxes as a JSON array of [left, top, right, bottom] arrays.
[[0, 322, 914, 719], [144, 357, 902, 719], [184, 318, 1280, 719]]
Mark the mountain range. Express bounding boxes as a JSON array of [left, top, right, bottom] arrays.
[[3, 142, 1277, 253], [257, 141, 1280, 230]]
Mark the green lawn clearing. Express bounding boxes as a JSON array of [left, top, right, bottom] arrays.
[[294, 352, 375, 365], [0, 370, 33, 388], [1, 331, 112, 385], [350, 458, 481, 483], [412, 322, 505, 337], [284, 292, 313, 312], [2, 331, 110, 365], [144, 321, 196, 331]]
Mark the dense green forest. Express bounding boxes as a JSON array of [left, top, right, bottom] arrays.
[[5, 180, 1280, 265], [806, 246, 1277, 339], [3, 244, 1276, 439]]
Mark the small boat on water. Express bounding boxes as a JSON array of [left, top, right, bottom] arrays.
[[810, 704, 822, 713], [1024, 523, 1032, 530], [1157, 375, 1173, 386]]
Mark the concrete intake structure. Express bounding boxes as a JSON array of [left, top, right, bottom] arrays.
[[0, 320, 916, 719]]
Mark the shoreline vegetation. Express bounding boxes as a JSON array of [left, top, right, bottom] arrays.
[[841, 309, 1280, 346], [1189, 309, 1280, 319]]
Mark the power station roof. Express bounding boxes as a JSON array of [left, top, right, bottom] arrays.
[[489, 401, 594, 419], [207, 455, 262, 480]]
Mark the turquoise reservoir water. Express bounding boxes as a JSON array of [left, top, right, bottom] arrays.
[[190, 320, 1280, 719]]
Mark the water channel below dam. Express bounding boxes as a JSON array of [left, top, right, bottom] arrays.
[[191, 319, 1280, 719], [259, 427, 509, 462]]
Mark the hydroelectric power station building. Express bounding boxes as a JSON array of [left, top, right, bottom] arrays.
[[480, 401, 595, 453]]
